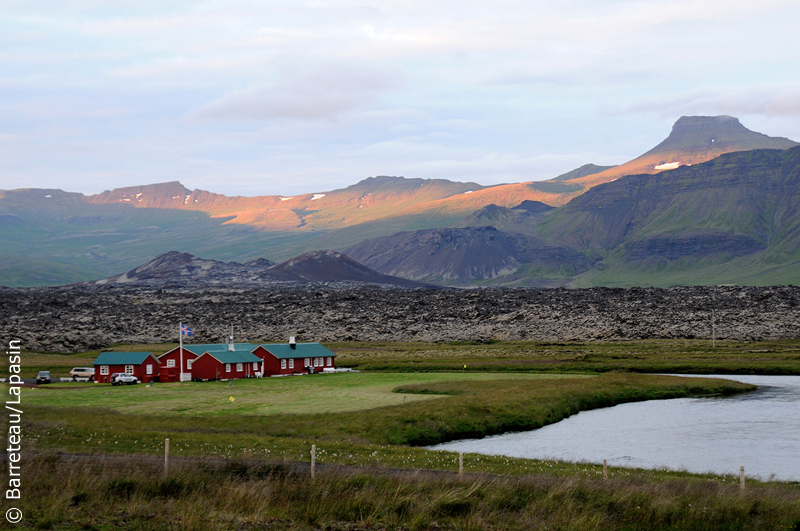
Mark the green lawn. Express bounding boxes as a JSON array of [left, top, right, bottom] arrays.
[[26, 372, 584, 416]]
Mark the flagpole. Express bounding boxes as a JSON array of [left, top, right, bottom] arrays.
[[179, 322, 184, 382]]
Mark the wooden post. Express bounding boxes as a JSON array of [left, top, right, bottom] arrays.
[[311, 444, 316, 479], [740, 466, 745, 491], [164, 438, 170, 477], [459, 453, 464, 478], [603, 459, 608, 482]]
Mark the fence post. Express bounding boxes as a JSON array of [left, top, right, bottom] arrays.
[[164, 438, 170, 477], [311, 444, 316, 479], [603, 459, 608, 482], [459, 453, 464, 478], [740, 466, 745, 491]]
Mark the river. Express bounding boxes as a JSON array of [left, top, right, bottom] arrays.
[[428, 375, 800, 481]]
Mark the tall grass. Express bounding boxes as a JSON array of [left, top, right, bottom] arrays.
[[16, 452, 800, 531]]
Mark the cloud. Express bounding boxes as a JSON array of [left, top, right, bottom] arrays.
[[622, 86, 800, 118], [189, 61, 403, 121]]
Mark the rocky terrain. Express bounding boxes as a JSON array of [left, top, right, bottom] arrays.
[[2, 285, 798, 353]]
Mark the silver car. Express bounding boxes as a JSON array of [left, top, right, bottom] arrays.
[[110, 373, 138, 385], [70, 367, 94, 381]]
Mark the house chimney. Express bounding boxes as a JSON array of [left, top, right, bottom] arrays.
[[289, 336, 296, 349]]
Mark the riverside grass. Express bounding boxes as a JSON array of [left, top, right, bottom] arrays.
[[26, 373, 752, 448]]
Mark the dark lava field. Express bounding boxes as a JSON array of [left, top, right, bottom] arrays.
[[2, 285, 799, 353]]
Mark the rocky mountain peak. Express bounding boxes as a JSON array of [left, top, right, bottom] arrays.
[[671, 115, 742, 133], [645, 115, 797, 157]]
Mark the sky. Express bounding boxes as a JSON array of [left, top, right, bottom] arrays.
[[2, 0, 800, 197]]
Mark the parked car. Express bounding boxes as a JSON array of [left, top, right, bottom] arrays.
[[69, 367, 94, 381], [110, 373, 138, 385], [36, 370, 51, 384]]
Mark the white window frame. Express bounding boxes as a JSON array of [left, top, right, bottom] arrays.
[[100, 365, 109, 375], [281, 359, 287, 369], [253, 362, 258, 370], [327, 357, 332, 366], [304, 358, 310, 367], [315, 358, 321, 367], [166, 359, 175, 368], [146, 364, 153, 375], [187, 359, 193, 370], [236, 363, 243, 372], [225, 363, 231, 373], [288, 359, 294, 369], [125, 365, 134, 374]]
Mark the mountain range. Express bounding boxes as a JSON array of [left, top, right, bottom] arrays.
[[2, 115, 799, 288]]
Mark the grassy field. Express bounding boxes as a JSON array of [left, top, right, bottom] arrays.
[[331, 338, 800, 375], [28, 372, 753, 451], [25, 372, 583, 415], [16, 340, 800, 530]]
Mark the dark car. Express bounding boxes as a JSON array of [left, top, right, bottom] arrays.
[[36, 370, 51, 384]]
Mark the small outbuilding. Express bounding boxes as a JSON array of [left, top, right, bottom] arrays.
[[253, 340, 336, 376], [190, 350, 263, 381], [92, 352, 161, 384]]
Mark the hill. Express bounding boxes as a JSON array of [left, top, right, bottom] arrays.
[[94, 250, 428, 288], [451, 202, 555, 235], [346, 226, 592, 285]]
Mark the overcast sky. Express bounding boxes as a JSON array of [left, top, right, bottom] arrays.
[[2, 0, 800, 197]]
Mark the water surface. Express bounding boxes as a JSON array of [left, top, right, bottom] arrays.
[[428, 375, 800, 481]]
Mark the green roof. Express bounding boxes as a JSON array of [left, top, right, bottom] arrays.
[[256, 343, 335, 359], [93, 352, 155, 366], [199, 351, 263, 364], [180, 343, 258, 356]]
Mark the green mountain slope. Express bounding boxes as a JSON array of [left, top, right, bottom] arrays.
[[536, 146, 800, 286], [0, 189, 321, 286]]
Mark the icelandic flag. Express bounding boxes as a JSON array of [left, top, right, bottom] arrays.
[[181, 324, 194, 336]]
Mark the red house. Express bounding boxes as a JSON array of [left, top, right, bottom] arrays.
[[253, 341, 336, 377], [157, 343, 257, 382], [156, 347, 198, 382], [92, 352, 161, 384], [190, 350, 263, 381]]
